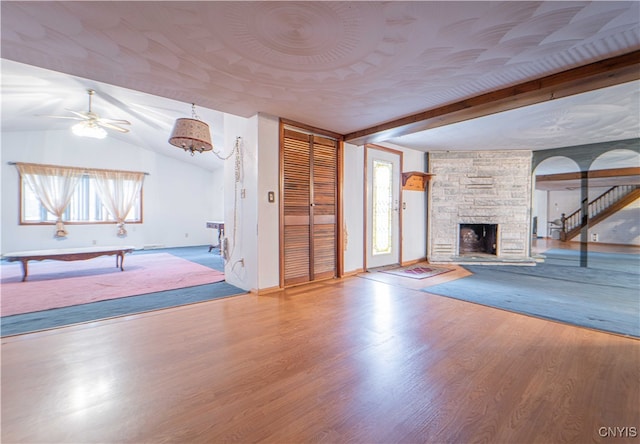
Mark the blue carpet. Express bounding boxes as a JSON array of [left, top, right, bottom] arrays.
[[135, 245, 225, 271], [541, 248, 640, 274], [424, 250, 640, 338], [1, 246, 245, 337]]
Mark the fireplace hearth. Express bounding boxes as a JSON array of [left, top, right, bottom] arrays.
[[459, 224, 497, 255]]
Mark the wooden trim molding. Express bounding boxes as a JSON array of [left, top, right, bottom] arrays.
[[280, 118, 344, 141], [337, 139, 345, 278], [342, 268, 365, 277], [250, 286, 281, 295], [278, 121, 286, 289], [9, 161, 149, 176], [536, 167, 640, 182], [362, 146, 369, 271], [400, 257, 428, 267]]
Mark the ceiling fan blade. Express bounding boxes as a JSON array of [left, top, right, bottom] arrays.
[[39, 90, 133, 135], [98, 121, 130, 133], [97, 117, 131, 125], [64, 109, 91, 119], [40, 115, 85, 121], [94, 89, 162, 130]]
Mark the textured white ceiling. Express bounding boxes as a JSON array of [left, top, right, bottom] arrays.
[[1, 1, 639, 162]]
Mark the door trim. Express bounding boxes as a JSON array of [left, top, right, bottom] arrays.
[[363, 144, 403, 271]]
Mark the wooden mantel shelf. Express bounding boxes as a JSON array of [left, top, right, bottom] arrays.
[[402, 171, 433, 191]]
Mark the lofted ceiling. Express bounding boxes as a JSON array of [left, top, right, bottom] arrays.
[[1, 59, 227, 171], [1, 1, 639, 172]]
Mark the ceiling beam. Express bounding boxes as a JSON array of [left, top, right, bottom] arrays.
[[536, 167, 640, 182], [344, 50, 640, 146]]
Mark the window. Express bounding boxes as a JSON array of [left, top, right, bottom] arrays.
[[20, 172, 142, 225], [372, 159, 393, 255]]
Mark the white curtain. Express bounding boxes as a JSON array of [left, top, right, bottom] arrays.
[[91, 170, 145, 236], [16, 163, 83, 237]]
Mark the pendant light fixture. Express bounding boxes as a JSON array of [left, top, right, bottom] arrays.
[[71, 120, 108, 139], [168, 103, 213, 155]]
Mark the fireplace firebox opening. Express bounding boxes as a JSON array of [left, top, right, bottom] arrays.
[[459, 224, 497, 256]]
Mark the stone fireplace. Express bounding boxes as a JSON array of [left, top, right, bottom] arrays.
[[427, 151, 533, 263]]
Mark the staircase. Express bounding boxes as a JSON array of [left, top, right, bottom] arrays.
[[560, 185, 640, 241]]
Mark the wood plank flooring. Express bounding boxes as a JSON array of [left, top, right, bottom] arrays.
[[2, 246, 639, 443]]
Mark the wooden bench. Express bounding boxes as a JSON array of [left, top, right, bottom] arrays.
[[3, 246, 135, 282]]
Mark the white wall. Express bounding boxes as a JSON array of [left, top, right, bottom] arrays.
[[222, 114, 256, 291], [1, 129, 222, 253], [398, 145, 427, 263], [221, 113, 279, 292], [587, 199, 640, 245], [343, 142, 364, 273], [533, 189, 548, 237], [256, 114, 280, 291], [547, 189, 580, 224]]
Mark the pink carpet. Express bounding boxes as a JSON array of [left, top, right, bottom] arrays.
[[1, 253, 225, 316]]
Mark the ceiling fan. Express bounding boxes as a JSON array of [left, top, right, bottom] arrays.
[[45, 89, 131, 139]]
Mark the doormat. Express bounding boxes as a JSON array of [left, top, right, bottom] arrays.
[[380, 265, 452, 280]]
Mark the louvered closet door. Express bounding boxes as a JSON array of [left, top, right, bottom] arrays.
[[283, 130, 311, 285], [312, 135, 337, 280], [282, 129, 337, 286]]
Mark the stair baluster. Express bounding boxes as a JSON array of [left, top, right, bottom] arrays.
[[559, 184, 639, 241]]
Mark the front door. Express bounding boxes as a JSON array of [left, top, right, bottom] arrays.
[[366, 146, 401, 269]]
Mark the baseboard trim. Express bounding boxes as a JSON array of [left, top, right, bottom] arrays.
[[250, 286, 282, 295], [342, 268, 364, 277], [252, 272, 366, 293], [400, 257, 427, 267]]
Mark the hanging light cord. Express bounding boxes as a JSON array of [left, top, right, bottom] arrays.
[[213, 136, 239, 161], [191, 103, 200, 120], [224, 137, 243, 268]]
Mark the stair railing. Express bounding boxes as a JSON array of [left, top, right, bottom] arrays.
[[561, 185, 639, 236]]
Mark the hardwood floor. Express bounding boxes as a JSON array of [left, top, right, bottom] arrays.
[[2, 254, 639, 443]]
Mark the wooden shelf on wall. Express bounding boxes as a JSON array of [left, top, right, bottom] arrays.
[[402, 171, 433, 191]]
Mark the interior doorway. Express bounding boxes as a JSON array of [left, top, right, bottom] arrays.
[[365, 145, 402, 269]]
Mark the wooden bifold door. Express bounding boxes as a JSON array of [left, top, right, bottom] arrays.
[[281, 128, 338, 287]]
